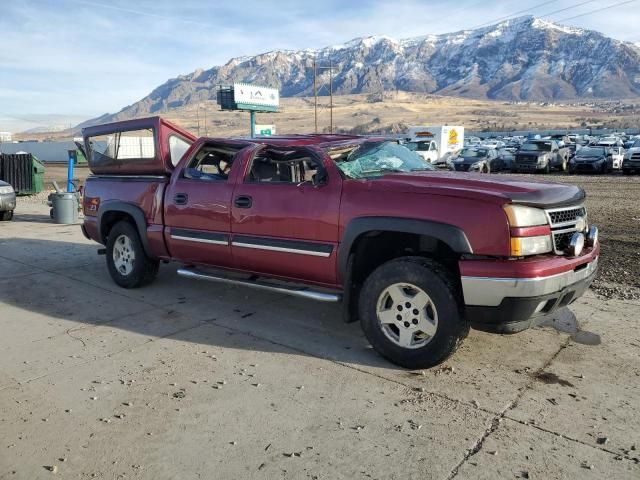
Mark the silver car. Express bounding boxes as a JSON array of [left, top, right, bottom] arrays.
[[0, 180, 16, 221]]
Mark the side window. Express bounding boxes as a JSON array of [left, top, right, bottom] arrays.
[[169, 135, 192, 167], [88, 128, 155, 166], [247, 150, 320, 184], [429, 142, 437, 151], [183, 144, 243, 181]]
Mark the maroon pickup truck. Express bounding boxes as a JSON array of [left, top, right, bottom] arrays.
[[81, 117, 599, 368]]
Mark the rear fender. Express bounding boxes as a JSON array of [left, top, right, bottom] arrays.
[[97, 201, 154, 258]]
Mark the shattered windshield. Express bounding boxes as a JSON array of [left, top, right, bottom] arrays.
[[328, 141, 434, 179]]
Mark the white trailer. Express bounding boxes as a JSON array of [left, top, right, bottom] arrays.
[[405, 126, 465, 164]]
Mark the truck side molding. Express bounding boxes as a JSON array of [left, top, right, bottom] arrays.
[[97, 200, 154, 258], [337, 217, 473, 282]]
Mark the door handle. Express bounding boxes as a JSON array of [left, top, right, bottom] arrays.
[[174, 193, 188, 205], [234, 195, 252, 208]]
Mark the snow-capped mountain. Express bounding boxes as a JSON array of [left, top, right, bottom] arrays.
[[89, 16, 640, 124]]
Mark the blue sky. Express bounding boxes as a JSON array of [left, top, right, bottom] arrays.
[[0, 0, 637, 132]]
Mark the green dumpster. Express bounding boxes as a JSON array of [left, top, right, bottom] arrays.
[[0, 153, 46, 195], [32, 156, 45, 194]]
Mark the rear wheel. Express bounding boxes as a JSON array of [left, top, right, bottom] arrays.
[[106, 221, 159, 288], [0, 210, 13, 221], [359, 257, 468, 369]]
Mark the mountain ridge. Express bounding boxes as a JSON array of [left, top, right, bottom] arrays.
[[82, 15, 640, 127]]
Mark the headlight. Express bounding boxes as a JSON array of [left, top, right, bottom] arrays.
[[510, 235, 553, 256], [537, 155, 547, 164], [504, 205, 548, 227], [469, 161, 482, 170], [0, 186, 14, 194]]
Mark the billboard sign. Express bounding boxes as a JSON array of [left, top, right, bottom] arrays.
[[233, 83, 279, 111]]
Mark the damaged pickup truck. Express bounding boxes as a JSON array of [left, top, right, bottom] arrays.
[[81, 117, 599, 368]]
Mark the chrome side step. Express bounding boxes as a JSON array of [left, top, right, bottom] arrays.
[[177, 268, 342, 303]]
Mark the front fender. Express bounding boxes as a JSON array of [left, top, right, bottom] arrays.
[[337, 217, 472, 282]]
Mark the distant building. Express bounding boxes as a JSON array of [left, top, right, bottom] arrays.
[[0, 132, 12, 142], [0, 140, 86, 163]]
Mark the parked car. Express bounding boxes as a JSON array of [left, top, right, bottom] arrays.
[[568, 146, 614, 174], [451, 147, 503, 173], [81, 117, 600, 369], [512, 140, 570, 173], [0, 180, 16, 221], [623, 140, 640, 174]]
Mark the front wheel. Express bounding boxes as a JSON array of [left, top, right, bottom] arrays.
[[359, 257, 468, 369], [0, 210, 13, 221], [106, 221, 159, 288]]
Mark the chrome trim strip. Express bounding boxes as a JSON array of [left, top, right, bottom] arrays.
[[88, 175, 168, 180], [461, 256, 598, 307], [231, 242, 331, 257], [177, 268, 341, 302], [170, 235, 228, 246]]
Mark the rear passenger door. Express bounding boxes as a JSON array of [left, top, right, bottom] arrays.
[[164, 140, 253, 268], [230, 146, 341, 285]]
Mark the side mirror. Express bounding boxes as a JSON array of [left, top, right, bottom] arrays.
[[312, 170, 328, 187]]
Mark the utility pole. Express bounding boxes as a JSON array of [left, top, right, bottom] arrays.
[[196, 104, 200, 137], [313, 57, 318, 134], [204, 106, 208, 136], [329, 58, 333, 134], [314, 58, 338, 134]]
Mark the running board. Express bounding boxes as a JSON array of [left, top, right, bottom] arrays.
[[177, 268, 342, 303]]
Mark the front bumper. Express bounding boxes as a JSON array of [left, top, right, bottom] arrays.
[[513, 163, 543, 172], [570, 161, 603, 173], [460, 244, 599, 333], [0, 192, 16, 212]]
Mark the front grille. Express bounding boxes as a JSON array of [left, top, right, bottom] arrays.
[[515, 155, 537, 164], [553, 230, 575, 253], [548, 206, 586, 227], [631, 153, 640, 160], [545, 205, 587, 254]]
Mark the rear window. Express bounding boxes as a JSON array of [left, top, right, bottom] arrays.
[[87, 128, 156, 167]]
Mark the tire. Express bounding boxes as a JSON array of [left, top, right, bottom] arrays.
[[623, 170, 631, 175], [561, 158, 568, 172], [481, 164, 490, 174], [511, 168, 518, 173], [106, 221, 159, 288], [359, 257, 469, 369], [0, 210, 13, 221], [543, 162, 550, 174]]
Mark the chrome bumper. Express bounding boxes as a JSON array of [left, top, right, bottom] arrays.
[[461, 257, 599, 307]]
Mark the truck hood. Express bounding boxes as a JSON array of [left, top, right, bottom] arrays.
[[360, 171, 584, 208]]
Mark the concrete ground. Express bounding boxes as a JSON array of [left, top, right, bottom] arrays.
[[1, 203, 639, 480]]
